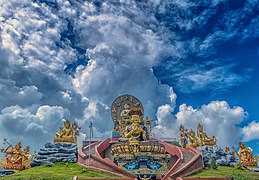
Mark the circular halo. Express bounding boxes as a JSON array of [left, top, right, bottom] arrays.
[[111, 94, 144, 124]]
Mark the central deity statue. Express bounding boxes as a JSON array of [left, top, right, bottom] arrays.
[[111, 94, 152, 138], [110, 95, 170, 179], [123, 108, 147, 142]]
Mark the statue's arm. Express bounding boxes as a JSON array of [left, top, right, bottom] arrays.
[[123, 126, 130, 138], [2, 144, 12, 153], [124, 128, 134, 138], [142, 129, 147, 141]]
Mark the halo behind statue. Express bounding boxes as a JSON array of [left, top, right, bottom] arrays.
[[111, 94, 144, 124]]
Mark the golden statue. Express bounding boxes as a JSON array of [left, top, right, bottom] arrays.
[[111, 95, 170, 179], [179, 125, 188, 148], [197, 123, 216, 146], [122, 104, 131, 118], [123, 108, 147, 142], [22, 146, 34, 169], [225, 146, 230, 153], [0, 140, 33, 171], [54, 119, 80, 143], [188, 129, 199, 148], [236, 142, 258, 168]]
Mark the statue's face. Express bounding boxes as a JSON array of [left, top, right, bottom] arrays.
[[64, 122, 70, 128], [15, 144, 21, 150], [126, 104, 130, 109], [24, 148, 29, 153], [131, 115, 140, 124]]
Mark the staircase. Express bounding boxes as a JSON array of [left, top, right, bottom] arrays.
[[171, 148, 203, 180], [173, 151, 194, 172], [77, 140, 137, 179]]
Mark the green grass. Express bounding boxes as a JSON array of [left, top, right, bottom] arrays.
[[187, 166, 259, 180], [0, 162, 119, 180]]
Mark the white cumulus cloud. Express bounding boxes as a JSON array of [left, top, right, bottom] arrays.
[[242, 121, 259, 142], [154, 100, 247, 147]]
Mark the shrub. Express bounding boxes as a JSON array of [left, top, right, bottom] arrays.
[[204, 164, 211, 170], [210, 157, 218, 169], [234, 163, 245, 170], [172, 141, 181, 147], [44, 162, 54, 167], [226, 173, 247, 180]]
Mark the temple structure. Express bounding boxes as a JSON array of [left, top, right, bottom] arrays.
[[78, 94, 203, 180]]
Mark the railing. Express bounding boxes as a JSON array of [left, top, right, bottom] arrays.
[[83, 137, 102, 146], [157, 137, 177, 142]]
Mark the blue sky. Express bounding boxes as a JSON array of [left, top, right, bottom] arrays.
[[0, 0, 258, 156]]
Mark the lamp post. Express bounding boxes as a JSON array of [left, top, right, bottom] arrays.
[[88, 122, 93, 166]]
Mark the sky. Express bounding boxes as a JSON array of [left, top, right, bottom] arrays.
[[0, 0, 259, 156]]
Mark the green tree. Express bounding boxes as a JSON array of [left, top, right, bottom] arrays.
[[210, 157, 218, 169], [172, 141, 181, 147]]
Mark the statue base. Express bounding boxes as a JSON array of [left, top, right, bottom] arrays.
[[111, 140, 170, 179], [0, 168, 15, 176], [54, 137, 76, 144], [0, 163, 25, 171], [30, 142, 77, 167], [242, 160, 258, 168]]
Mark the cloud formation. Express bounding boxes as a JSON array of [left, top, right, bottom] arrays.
[[154, 97, 247, 147], [242, 121, 259, 142], [0, 0, 258, 154], [0, 105, 70, 150]]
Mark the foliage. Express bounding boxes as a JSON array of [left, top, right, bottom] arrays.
[[43, 162, 54, 167], [172, 141, 181, 147], [187, 166, 259, 179], [204, 164, 211, 170], [1, 162, 119, 180], [234, 162, 245, 170], [226, 173, 248, 180], [210, 157, 218, 169]]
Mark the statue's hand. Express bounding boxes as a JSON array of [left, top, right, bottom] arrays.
[[129, 129, 135, 135]]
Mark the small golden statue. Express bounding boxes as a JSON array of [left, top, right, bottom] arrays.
[[225, 146, 230, 153], [188, 129, 199, 148], [236, 142, 258, 168], [54, 119, 80, 143], [0, 140, 33, 171], [122, 103, 131, 119], [231, 146, 237, 158], [123, 108, 147, 142], [179, 125, 188, 148], [197, 123, 216, 146]]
